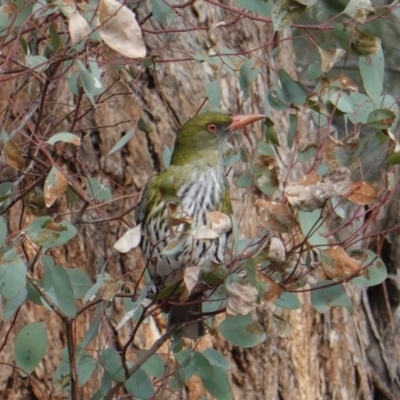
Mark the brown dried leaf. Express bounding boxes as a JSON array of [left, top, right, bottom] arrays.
[[44, 166, 68, 207], [321, 246, 362, 280], [319, 48, 346, 73], [226, 278, 258, 315], [260, 274, 283, 303], [191, 225, 218, 240], [167, 202, 193, 227], [336, 75, 358, 92], [180, 266, 201, 302], [69, 11, 91, 44], [4, 140, 25, 171], [284, 173, 324, 211], [268, 237, 286, 262], [206, 211, 232, 235], [344, 181, 377, 205], [272, 313, 291, 338], [97, 0, 146, 59], [255, 199, 294, 233]]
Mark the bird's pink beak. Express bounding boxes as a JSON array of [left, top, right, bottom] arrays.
[[227, 114, 265, 131]]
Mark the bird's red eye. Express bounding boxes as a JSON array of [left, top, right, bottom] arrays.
[[207, 123, 218, 133]]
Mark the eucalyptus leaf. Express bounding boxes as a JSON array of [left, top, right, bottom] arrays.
[[43, 262, 77, 318], [25, 217, 77, 248], [0, 248, 26, 300], [14, 322, 47, 375], [101, 348, 126, 383], [205, 80, 221, 109], [3, 288, 27, 321], [124, 368, 155, 399], [108, 129, 135, 155], [311, 280, 353, 314], [359, 48, 384, 100], [218, 314, 266, 348]]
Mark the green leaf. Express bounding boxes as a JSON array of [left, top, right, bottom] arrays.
[[202, 365, 233, 400], [347, 93, 374, 125], [108, 129, 135, 155], [278, 69, 306, 105], [263, 118, 279, 146], [205, 80, 221, 109], [49, 24, 62, 52], [25, 217, 77, 248], [83, 273, 105, 303], [78, 354, 97, 386], [25, 55, 48, 72], [350, 249, 387, 287], [46, 132, 81, 146], [298, 209, 328, 248], [297, 146, 316, 162], [202, 349, 230, 371], [86, 178, 112, 202], [376, 95, 399, 130], [0, 248, 26, 299], [101, 348, 126, 383], [236, 170, 251, 189], [124, 368, 155, 399], [0, 215, 7, 247], [329, 91, 354, 113], [3, 288, 27, 321], [53, 359, 70, 390], [0, 216, 7, 247], [310, 280, 353, 314], [0, 182, 13, 203], [366, 109, 396, 129], [26, 279, 42, 305], [239, 59, 260, 99], [151, 0, 175, 25], [233, 0, 272, 15], [359, 48, 384, 100], [66, 268, 92, 299], [43, 261, 77, 318], [267, 89, 289, 110], [218, 314, 266, 348], [138, 353, 165, 379], [221, 149, 241, 167], [308, 62, 322, 80], [53, 352, 97, 389], [14, 322, 47, 375], [274, 291, 301, 310], [333, 23, 381, 57], [163, 145, 173, 168], [192, 352, 214, 380], [77, 60, 103, 105], [81, 315, 101, 348]]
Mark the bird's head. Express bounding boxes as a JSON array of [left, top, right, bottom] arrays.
[[170, 112, 265, 166]]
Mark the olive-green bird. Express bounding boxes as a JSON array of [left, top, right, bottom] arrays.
[[135, 111, 264, 338]]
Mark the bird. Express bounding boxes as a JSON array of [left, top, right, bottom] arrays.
[[135, 111, 265, 338]]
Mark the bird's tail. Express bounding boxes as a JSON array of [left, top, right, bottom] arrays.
[[168, 295, 205, 339]]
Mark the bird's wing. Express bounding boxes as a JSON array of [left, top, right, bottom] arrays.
[[134, 169, 181, 225], [219, 176, 233, 216]]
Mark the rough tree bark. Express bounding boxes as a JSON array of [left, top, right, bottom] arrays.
[[1, 1, 399, 399]]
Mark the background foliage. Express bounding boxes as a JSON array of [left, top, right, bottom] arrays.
[[1, 0, 400, 399]]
